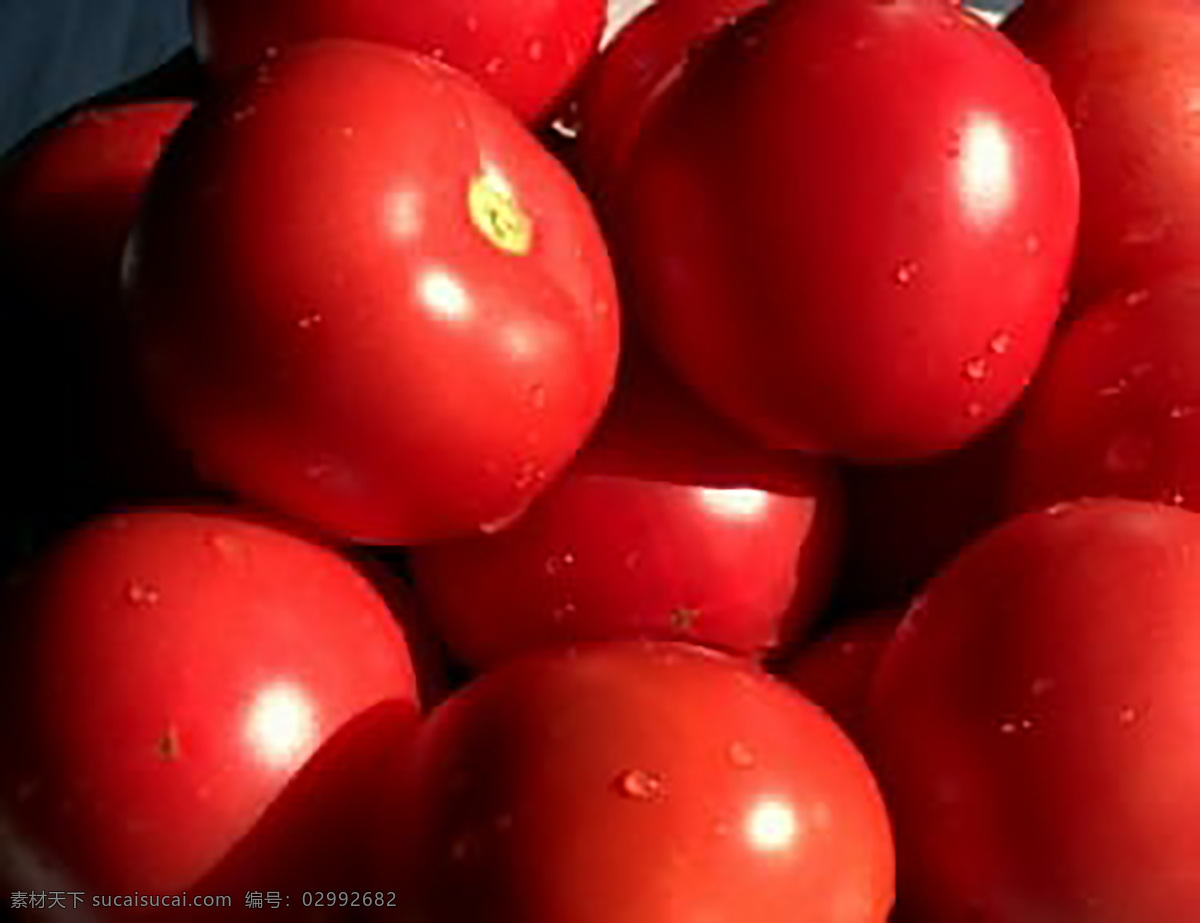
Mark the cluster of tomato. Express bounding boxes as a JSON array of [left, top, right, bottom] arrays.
[[1, 0, 1198, 920]]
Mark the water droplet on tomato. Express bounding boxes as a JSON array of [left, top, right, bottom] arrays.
[[893, 260, 918, 285], [1124, 289, 1151, 307], [988, 332, 1013, 355], [727, 742, 756, 769], [296, 313, 322, 330], [963, 357, 989, 382], [527, 39, 546, 62], [1118, 706, 1139, 726], [614, 769, 665, 801], [484, 57, 504, 76], [125, 581, 161, 606]]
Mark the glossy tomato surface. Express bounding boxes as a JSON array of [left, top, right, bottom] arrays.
[[126, 42, 620, 544], [574, 0, 765, 201], [868, 500, 1200, 920], [620, 0, 1078, 460], [0, 510, 419, 902], [1010, 273, 1200, 515], [410, 349, 841, 669], [783, 611, 901, 744], [402, 642, 894, 922], [191, 0, 606, 124], [1006, 0, 1200, 305]]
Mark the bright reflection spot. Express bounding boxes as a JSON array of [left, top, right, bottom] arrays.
[[244, 681, 318, 770], [958, 114, 1015, 227], [419, 269, 472, 322], [745, 798, 799, 853], [697, 488, 770, 520], [481, 162, 517, 200], [385, 190, 423, 240]]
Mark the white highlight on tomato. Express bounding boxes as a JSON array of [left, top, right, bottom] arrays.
[[419, 268, 472, 322], [959, 113, 1016, 228], [244, 681, 318, 769], [697, 487, 771, 520], [745, 797, 799, 853]]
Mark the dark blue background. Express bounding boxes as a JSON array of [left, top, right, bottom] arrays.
[[0, 0, 1021, 155]]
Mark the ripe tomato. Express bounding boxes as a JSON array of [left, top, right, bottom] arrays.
[[619, 0, 1078, 460], [191, 0, 606, 124], [782, 611, 901, 744], [401, 642, 894, 922], [0, 509, 419, 903], [868, 500, 1200, 920], [0, 101, 197, 563], [1009, 273, 1200, 515], [126, 42, 620, 544], [1006, 0, 1200, 305], [0, 101, 191, 309], [409, 348, 842, 669], [574, 0, 765, 201]]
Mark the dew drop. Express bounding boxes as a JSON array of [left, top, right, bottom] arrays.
[[1166, 489, 1187, 507], [430, 47, 447, 61], [125, 581, 161, 607], [1169, 405, 1199, 420], [1124, 289, 1151, 307], [1118, 706, 1139, 726], [727, 742, 756, 769], [527, 38, 546, 62], [514, 462, 547, 491], [466, 15, 480, 33], [296, 313, 323, 330], [894, 260, 919, 285], [999, 721, 1018, 735], [614, 769, 665, 801], [988, 332, 1013, 355], [484, 57, 504, 75], [963, 357, 989, 382], [480, 505, 529, 535], [1045, 502, 1073, 518], [1098, 379, 1128, 399]]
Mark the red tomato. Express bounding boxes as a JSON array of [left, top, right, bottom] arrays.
[[1009, 273, 1200, 515], [191, 0, 606, 124], [0, 101, 191, 309], [401, 642, 894, 922], [782, 611, 901, 744], [619, 0, 1078, 460], [1006, 0, 1200, 305], [574, 0, 765, 201], [126, 42, 620, 544], [838, 417, 1014, 608], [0, 509, 419, 906], [0, 102, 198, 560], [867, 500, 1200, 920], [409, 348, 842, 670]]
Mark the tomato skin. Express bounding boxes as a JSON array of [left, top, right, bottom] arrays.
[[191, 0, 605, 124], [126, 42, 619, 545], [0, 510, 419, 903], [0, 102, 192, 309], [1009, 274, 1200, 515], [402, 642, 894, 923], [867, 500, 1200, 921], [619, 0, 1078, 460], [782, 612, 901, 744], [574, 0, 765, 201], [1006, 0, 1200, 305], [409, 350, 841, 670]]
